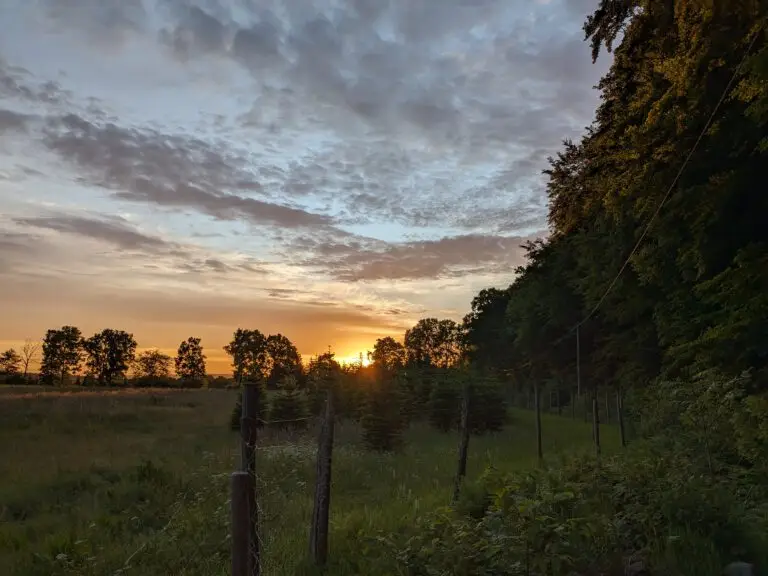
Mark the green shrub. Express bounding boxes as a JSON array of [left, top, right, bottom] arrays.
[[388, 439, 768, 576]]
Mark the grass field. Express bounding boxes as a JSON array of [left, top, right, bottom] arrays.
[[0, 386, 618, 575]]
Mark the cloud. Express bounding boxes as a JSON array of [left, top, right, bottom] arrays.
[[13, 213, 173, 252], [161, 5, 228, 59], [0, 0, 609, 363], [0, 58, 72, 105], [43, 0, 147, 47], [298, 233, 538, 281], [0, 109, 29, 133], [40, 113, 336, 231]]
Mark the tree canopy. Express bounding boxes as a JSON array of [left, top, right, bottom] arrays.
[[462, 0, 768, 395]]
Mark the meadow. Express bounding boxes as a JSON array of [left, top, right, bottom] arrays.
[[0, 386, 618, 575]]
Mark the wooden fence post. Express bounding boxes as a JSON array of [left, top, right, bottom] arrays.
[[452, 379, 471, 504], [617, 390, 626, 447], [231, 471, 251, 576], [534, 383, 543, 463], [592, 392, 601, 458], [310, 388, 335, 566], [240, 384, 260, 576]]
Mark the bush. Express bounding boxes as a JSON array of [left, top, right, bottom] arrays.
[[207, 376, 232, 389], [132, 376, 177, 388], [385, 374, 768, 576], [388, 445, 768, 576], [0, 373, 27, 385]]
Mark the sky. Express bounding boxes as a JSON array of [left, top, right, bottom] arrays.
[[0, 0, 609, 373]]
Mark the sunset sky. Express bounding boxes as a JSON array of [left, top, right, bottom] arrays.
[[0, 0, 609, 373]]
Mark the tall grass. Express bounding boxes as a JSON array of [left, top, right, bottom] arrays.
[[0, 388, 613, 575]]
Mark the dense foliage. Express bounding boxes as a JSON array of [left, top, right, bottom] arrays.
[[387, 374, 768, 576], [463, 0, 768, 404]]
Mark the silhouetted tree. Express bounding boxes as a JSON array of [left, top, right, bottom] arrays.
[[40, 326, 83, 385], [132, 349, 173, 386], [307, 352, 341, 415], [20, 339, 40, 379], [176, 337, 206, 382], [266, 333, 303, 389], [369, 336, 406, 372], [134, 349, 172, 379], [0, 349, 21, 375], [223, 328, 269, 385], [404, 318, 462, 368], [83, 329, 137, 386]]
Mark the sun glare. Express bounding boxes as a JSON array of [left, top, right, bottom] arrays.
[[337, 353, 371, 367]]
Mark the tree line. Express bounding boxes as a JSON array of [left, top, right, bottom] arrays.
[[458, 4, 768, 412], [217, 320, 507, 452], [0, 316, 510, 451]]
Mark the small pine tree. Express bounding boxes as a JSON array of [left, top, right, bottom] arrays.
[[428, 373, 461, 432], [468, 375, 509, 434], [361, 376, 406, 452], [269, 376, 309, 432], [229, 381, 268, 431]]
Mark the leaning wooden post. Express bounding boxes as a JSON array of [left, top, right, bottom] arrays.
[[310, 386, 335, 566], [452, 378, 471, 504], [231, 471, 251, 576], [617, 389, 626, 448], [240, 384, 260, 576], [534, 383, 543, 464]]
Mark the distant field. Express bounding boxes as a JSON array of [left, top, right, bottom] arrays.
[[0, 387, 617, 575]]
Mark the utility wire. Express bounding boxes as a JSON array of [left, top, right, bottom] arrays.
[[575, 22, 763, 330], [508, 22, 764, 374]]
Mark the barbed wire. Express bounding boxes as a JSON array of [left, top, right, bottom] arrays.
[[257, 416, 314, 425]]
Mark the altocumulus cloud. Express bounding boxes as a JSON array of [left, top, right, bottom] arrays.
[[0, 0, 607, 360]]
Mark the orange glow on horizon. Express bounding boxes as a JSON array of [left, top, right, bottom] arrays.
[[336, 353, 371, 367]]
